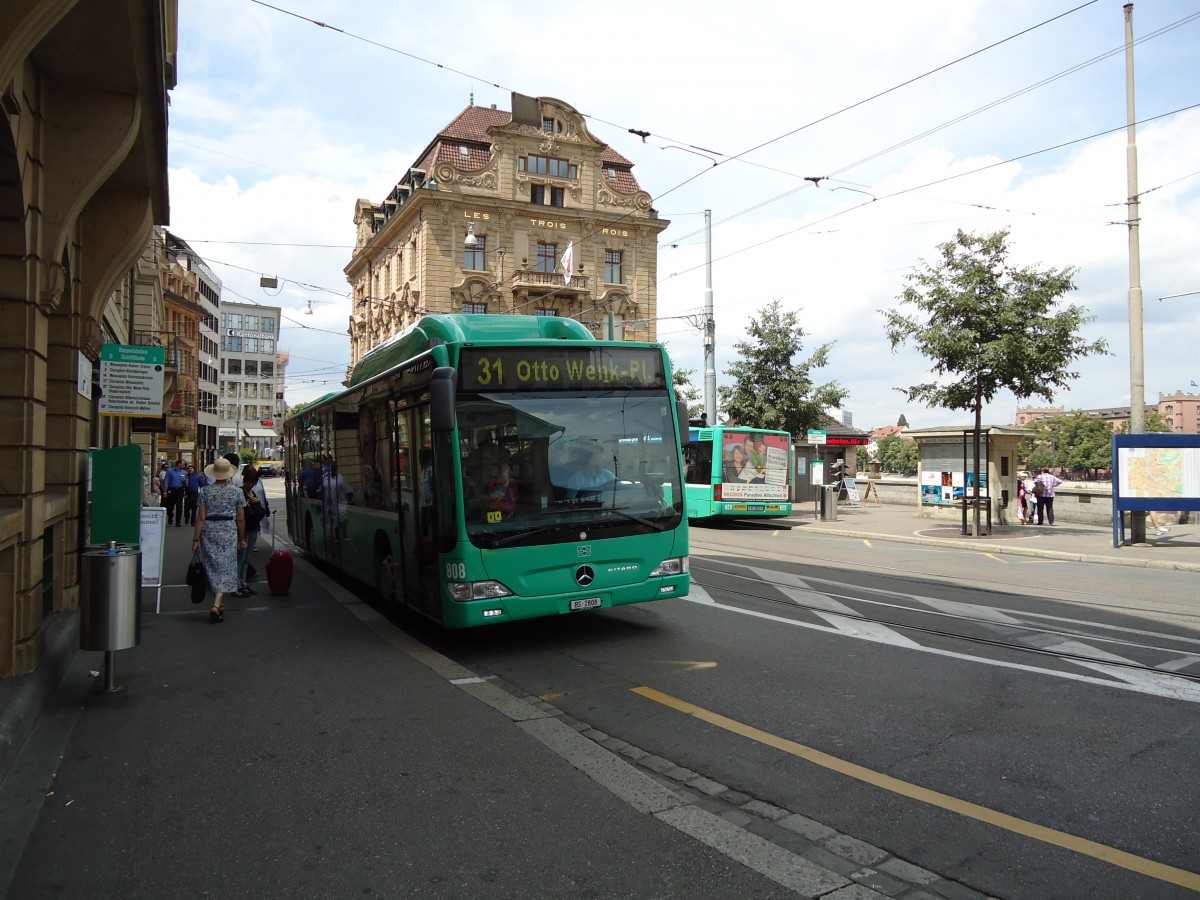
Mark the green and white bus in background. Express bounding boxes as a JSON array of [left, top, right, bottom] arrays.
[[282, 314, 690, 627], [683, 425, 793, 521]]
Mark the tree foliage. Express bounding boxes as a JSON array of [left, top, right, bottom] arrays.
[[671, 363, 704, 420], [718, 300, 846, 434], [1020, 411, 1172, 476], [877, 436, 919, 475], [1117, 411, 1172, 434], [883, 229, 1108, 415], [1020, 411, 1114, 475], [883, 229, 1109, 527], [896, 413, 909, 428]]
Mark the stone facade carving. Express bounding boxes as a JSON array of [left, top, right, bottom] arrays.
[[597, 187, 654, 210]]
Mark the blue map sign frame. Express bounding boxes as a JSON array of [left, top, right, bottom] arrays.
[[1111, 433, 1200, 547]]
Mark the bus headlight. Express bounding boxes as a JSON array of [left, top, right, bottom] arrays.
[[650, 556, 689, 577], [447, 580, 514, 602]]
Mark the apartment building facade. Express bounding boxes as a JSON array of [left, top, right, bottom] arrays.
[[0, 2, 176, 679], [218, 301, 287, 459], [345, 94, 668, 373]]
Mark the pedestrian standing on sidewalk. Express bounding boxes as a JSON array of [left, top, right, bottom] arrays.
[[162, 458, 187, 526], [1034, 467, 1063, 525], [192, 456, 246, 623], [183, 464, 208, 525], [235, 465, 268, 597]]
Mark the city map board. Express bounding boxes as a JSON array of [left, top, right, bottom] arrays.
[[1111, 434, 1200, 547]]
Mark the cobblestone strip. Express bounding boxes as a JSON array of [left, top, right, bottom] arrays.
[[527, 694, 1002, 900]]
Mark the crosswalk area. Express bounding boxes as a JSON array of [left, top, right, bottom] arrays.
[[688, 560, 1200, 703]]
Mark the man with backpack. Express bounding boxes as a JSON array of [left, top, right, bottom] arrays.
[[1033, 467, 1063, 526]]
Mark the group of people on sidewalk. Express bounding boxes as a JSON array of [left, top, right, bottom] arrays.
[[1017, 468, 1173, 536], [1017, 467, 1063, 526], [188, 453, 270, 624]]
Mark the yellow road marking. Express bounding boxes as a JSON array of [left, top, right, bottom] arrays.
[[632, 686, 1200, 891], [658, 660, 718, 671], [984, 553, 1007, 563], [540, 661, 717, 700], [863, 539, 873, 548]]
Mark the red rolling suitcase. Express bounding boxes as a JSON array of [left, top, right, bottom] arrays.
[[264, 511, 293, 595]]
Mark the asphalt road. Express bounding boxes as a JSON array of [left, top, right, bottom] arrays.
[[423, 522, 1200, 899]]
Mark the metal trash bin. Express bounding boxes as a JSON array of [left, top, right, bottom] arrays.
[[81, 543, 142, 651], [820, 486, 838, 522]]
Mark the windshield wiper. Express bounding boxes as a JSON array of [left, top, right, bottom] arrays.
[[598, 507, 672, 531], [477, 523, 568, 549]]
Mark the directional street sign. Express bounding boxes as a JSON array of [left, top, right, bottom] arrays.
[[98, 344, 166, 416]]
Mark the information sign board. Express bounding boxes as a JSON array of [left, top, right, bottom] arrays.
[[140, 507, 166, 588], [99, 344, 166, 416], [807, 429, 827, 445]]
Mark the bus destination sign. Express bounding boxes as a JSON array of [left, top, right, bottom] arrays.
[[459, 347, 666, 391]]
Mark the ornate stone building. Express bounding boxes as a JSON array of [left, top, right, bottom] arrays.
[[345, 95, 668, 373], [0, 3, 176, 681]]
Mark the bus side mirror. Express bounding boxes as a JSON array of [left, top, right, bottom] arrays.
[[431, 367, 456, 433], [677, 402, 690, 444]]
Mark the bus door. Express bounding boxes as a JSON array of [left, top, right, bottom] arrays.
[[399, 405, 441, 620]]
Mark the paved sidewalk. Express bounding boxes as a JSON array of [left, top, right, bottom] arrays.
[[1, 518, 995, 900], [784, 501, 1200, 573]]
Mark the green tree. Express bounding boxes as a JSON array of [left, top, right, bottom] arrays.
[[1117, 411, 1171, 433], [718, 300, 846, 434], [1023, 411, 1113, 477], [856, 446, 869, 470], [877, 436, 918, 475], [883, 229, 1108, 534], [897, 413, 909, 428]]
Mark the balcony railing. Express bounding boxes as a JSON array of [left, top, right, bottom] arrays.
[[511, 270, 588, 293]]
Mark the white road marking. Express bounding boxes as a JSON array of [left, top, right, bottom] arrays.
[[689, 568, 1200, 704], [748, 567, 921, 648]]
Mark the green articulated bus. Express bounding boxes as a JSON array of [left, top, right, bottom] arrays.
[[683, 425, 793, 520], [283, 314, 690, 627]]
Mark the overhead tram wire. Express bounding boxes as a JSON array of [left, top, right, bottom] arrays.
[[642, 101, 1200, 307], [826, 10, 1200, 181], [242, 0, 1183, 271], [657, 9, 1200, 250], [249, 0, 1104, 253], [676, 0, 1104, 178], [239, 2, 1183, 337], [246, 0, 1121, 325]]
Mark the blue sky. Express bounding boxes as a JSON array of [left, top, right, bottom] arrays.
[[168, 0, 1200, 430]]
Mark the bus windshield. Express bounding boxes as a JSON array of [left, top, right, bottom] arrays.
[[458, 390, 683, 548]]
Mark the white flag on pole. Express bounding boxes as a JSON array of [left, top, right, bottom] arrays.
[[562, 240, 574, 285]]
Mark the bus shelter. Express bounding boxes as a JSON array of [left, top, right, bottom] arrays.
[[907, 425, 1034, 533]]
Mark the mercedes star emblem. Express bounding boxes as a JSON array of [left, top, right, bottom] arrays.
[[575, 566, 595, 587]]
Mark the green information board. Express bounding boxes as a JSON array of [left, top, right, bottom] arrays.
[[89, 444, 144, 544]]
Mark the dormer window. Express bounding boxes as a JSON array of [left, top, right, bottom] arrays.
[[542, 117, 562, 133], [459, 145, 470, 157]]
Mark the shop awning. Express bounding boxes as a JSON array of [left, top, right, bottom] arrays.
[[242, 427, 278, 439]]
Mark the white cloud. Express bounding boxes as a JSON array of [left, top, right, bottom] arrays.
[[169, 1, 1200, 424]]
